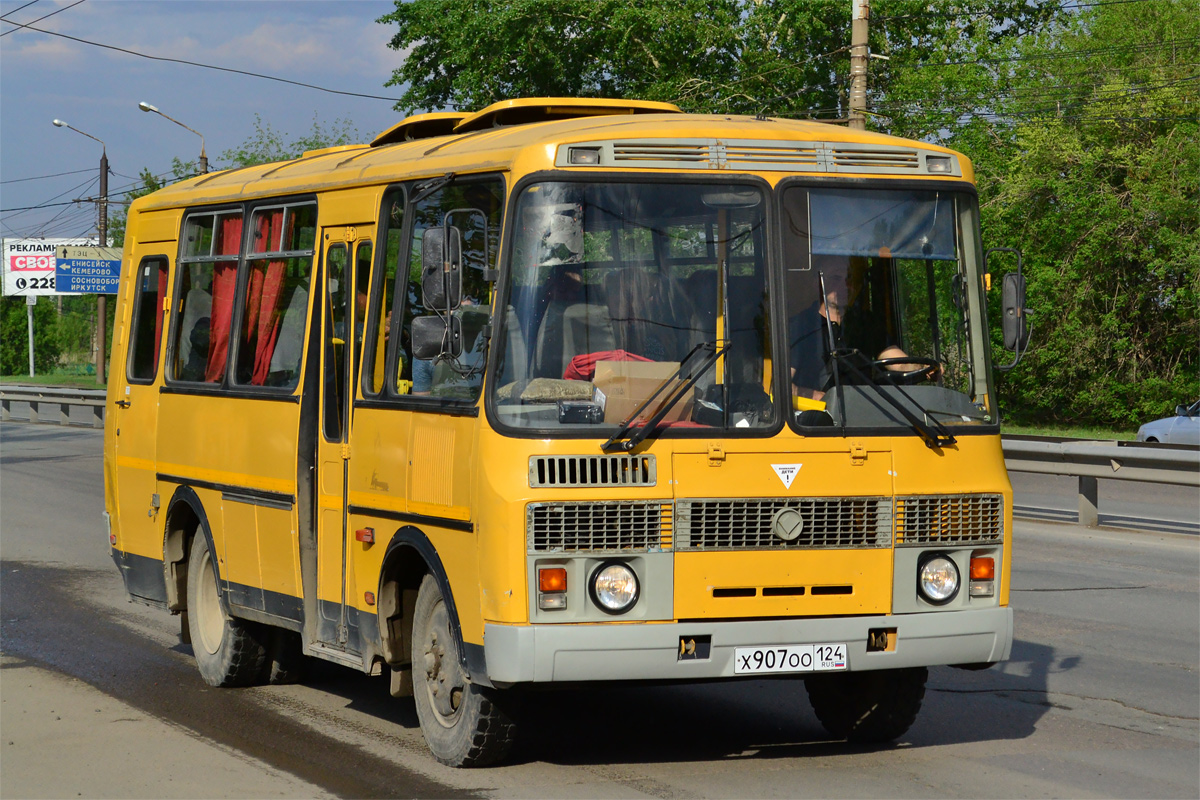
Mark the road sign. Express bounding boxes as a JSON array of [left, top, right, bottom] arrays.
[[1, 237, 94, 296], [55, 246, 122, 294]]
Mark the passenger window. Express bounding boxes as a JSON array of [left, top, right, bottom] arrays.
[[234, 203, 316, 389], [395, 177, 504, 402], [172, 210, 242, 383], [127, 257, 169, 382], [364, 191, 403, 397], [352, 241, 373, 395]]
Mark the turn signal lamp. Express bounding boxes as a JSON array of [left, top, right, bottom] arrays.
[[538, 567, 567, 610], [970, 555, 995, 598]]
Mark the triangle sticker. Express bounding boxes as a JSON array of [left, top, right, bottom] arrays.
[[772, 463, 802, 490]]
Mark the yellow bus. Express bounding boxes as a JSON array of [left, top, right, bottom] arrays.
[[105, 97, 1021, 766]]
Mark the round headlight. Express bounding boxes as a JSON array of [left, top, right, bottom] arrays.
[[918, 554, 960, 604], [589, 562, 639, 614]]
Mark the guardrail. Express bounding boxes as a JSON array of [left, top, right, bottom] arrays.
[[1002, 435, 1200, 528], [0, 385, 107, 429], [2, 388, 1195, 529]]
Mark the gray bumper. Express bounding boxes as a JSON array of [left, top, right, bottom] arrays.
[[483, 606, 1013, 684]]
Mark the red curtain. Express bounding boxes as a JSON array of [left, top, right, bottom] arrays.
[[204, 215, 243, 383], [152, 265, 167, 374], [246, 211, 288, 385]]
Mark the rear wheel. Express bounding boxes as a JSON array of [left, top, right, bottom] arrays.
[[412, 574, 517, 766], [805, 667, 927, 744], [186, 534, 268, 687]]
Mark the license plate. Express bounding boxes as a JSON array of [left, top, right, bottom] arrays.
[[733, 643, 848, 674]]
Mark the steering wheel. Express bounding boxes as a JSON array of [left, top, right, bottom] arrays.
[[871, 356, 940, 383]]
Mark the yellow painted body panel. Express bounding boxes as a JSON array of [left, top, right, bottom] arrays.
[[674, 550, 894, 618]]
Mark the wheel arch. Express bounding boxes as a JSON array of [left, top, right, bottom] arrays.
[[162, 485, 223, 614], [377, 525, 482, 684]]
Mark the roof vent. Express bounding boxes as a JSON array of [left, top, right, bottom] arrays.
[[371, 112, 468, 147], [452, 97, 681, 134]]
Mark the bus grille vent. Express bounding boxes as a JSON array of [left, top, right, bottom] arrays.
[[528, 455, 656, 488], [895, 494, 1003, 547], [527, 501, 672, 553], [828, 146, 920, 170], [584, 139, 941, 174], [675, 497, 892, 550]]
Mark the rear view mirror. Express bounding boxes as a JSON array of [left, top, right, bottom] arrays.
[[421, 226, 462, 310], [1176, 404, 1188, 417], [985, 246, 1030, 372], [1001, 272, 1029, 352], [411, 314, 462, 360]]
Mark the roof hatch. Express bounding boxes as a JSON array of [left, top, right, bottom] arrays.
[[451, 97, 682, 134], [371, 112, 469, 147]]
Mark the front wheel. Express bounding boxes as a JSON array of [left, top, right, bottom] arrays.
[[805, 667, 927, 744], [186, 534, 268, 687], [411, 574, 517, 766]]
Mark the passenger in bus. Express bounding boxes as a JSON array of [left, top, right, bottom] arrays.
[[790, 258, 931, 401], [180, 317, 211, 382]]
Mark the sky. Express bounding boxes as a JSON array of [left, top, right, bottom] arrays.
[[1, 0, 411, 242]]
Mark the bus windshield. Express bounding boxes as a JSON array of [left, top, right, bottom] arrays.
[[782, 185, 995, 432], [493, 180, 774, 433]]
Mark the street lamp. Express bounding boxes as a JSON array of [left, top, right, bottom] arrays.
[[138, 101, 208, 174], [52, 119, 110, 384]]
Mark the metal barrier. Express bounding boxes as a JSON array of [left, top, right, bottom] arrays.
[[1002, 436, 1200, 527], [0, 385, 107, 429]]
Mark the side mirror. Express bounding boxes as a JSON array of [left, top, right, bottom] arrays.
[[411, 314, 462, 360], [421, 226, 462, 310], [1001, 272, 1030, 352], [1176, 404, 1188, 417], [985, 246, 1030, 372]]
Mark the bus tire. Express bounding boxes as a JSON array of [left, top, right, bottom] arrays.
[[412, 574, 516, 766], [263, 627, 308, 685], [805, 666, 927, 744], [186, 534, 268, 687]]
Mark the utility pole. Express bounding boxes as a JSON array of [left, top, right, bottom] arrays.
[[97, 149, 109, 384], [849, 0, 870, 130]]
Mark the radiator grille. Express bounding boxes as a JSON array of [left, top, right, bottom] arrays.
[[527, 501, 672, 553], [895, 494, 1003, 547], [675, 497, 892, 550], [529, 455, 655, 488]]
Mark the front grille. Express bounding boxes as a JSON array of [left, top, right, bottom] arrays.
[[895, 494, 1003, 547], [527, 501, 672, 553], [528, 455, 655, 488], [596, 139, 949, 175], [675, 497, 891, 550]]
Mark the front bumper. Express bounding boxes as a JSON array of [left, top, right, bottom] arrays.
[[483, 606, 1012, 684]]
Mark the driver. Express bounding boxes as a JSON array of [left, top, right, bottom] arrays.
[[789, 257, 932, 402]]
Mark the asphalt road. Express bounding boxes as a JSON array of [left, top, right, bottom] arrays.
[[2, 421, 1197, 799]]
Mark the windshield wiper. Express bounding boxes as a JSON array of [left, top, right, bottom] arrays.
[[829, 349, 957, 449], [601, 340, 729, 453]]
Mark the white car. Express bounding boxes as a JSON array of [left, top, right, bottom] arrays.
[[1136, 400, 1200, 445]]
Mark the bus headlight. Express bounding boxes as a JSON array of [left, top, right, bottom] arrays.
[[918, 554, 960, 605], [589, 562, 639, 614]]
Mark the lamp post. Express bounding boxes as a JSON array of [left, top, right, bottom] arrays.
[[138, 101, 208, 174], [52, 119, 109, 383]]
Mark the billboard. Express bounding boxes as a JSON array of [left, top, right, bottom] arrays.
[[2, 238, 96, 296]]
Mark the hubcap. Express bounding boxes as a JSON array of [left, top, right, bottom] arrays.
[[195, 546, 224, 655], [422, 600, 465, 725]]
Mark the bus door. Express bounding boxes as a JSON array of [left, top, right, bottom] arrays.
[[109, 250, 170, 599], [313, 226, 371, 652]]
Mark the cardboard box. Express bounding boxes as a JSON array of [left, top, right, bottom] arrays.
[[593, 360, 694, 424]]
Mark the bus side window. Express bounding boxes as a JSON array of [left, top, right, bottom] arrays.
[[364, 190, 403, 397], [323, 244, 349, 441], [352, 240, 373, 397], [400, 177, 504, 401], [172, 210, 242, 384], [127, 257, 169, 382], [234, 203, 316, 389]]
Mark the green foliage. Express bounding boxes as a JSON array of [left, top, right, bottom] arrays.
[[219, 113, 361, 168], [0, 296, 60, 375], [378, 0, 1054, 118]]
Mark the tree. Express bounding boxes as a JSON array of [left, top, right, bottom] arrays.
[[0, 297, 60, 375], [220, 113, 361, 168], [378, 0, 1058, 120]]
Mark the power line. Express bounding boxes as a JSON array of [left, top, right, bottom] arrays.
[[0, 0, 85, 39], [0, 1, 41, 21], [907, 37, 1199, 69], [0, 167, 95, 185], [1, 16, 405, 102]]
